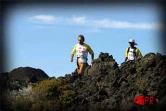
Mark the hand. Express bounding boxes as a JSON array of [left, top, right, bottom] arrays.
[[71, 58, 73, 62], [91, 60, 94, 64]]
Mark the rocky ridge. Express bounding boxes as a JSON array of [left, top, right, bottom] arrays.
[[1, 52, 166, 111]]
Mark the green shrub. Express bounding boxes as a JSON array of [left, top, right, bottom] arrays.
[[32, 78, 64, 100], [59, 90, 75, 105], [12, 96, 33, 111], [30, 100, 50, 111], [32, 77, 75, 108]]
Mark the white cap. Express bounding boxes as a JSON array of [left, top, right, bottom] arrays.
[[128, 39, 138, 45]]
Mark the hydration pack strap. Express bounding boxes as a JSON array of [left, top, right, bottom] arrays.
[[127, 47, 137, 57]]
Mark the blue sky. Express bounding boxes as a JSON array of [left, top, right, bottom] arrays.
[[4, 3, 165, 77]]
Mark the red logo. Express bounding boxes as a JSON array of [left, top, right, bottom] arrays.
[[82, 50, 84, 54], [133, 95, 159, 106]]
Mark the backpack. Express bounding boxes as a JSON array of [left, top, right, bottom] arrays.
[[127, 47, 137, 57]]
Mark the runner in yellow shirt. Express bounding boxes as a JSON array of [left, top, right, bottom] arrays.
[[71, 35, 94, 78]]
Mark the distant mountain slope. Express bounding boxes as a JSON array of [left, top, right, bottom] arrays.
[[1, 67, 49, 91]]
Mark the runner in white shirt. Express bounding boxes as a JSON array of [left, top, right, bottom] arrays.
[[124, 39, 143, 62]]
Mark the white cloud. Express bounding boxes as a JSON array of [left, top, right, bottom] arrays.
[[72, 16, 86, 24], [92, 19, 164, 30], [64, 15, 87, 25], [29, 15, 62, 24], [28, 15, 165, 30]]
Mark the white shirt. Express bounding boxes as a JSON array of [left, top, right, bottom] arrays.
[[76, 44, 88, 58], [128, 48, 137, 61]]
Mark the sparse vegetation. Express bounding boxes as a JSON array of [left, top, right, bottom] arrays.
[[31, 77, 75, 109]]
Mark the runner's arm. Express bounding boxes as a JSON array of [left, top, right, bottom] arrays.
[[125, 48, 128, 62], [136, 49, 143, 59], [87, 45, 94, 60], [71, 45, 76, 61]]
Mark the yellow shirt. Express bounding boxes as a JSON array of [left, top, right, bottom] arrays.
[[125, 47, 143, 60], [71, 43, 94, 58]]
